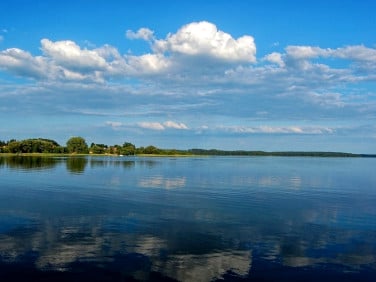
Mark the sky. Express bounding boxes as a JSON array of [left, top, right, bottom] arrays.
[[0, 0, 375, 153]]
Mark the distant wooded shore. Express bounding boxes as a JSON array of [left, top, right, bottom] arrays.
[[1, 137, 375, 157]]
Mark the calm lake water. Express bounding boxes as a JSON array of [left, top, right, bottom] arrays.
[[0, 156, 375, 281]]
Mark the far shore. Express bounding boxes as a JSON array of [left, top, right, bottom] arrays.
[[0, 153, 196, 157], [1, 152, 375, 158]]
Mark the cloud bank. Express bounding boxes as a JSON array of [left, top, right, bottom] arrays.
[[0, 21, 258, 82], [0, 21, 375, 151], [0, 21, 374, 87]]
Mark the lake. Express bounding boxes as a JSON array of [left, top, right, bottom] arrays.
[[0, 156, 375, 281]]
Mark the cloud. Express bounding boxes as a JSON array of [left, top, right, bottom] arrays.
[[0, 21, 375, 150], [126, 53, 170, 74], [305, 91, 345, 108], [138, 122, 165, 131], [284, 45, 376, 66], [105, 121, 123, 128], [217, 125, 335, 135], [285, 46, 329, 60], [163, 120, 188, 129], [331, 45, 376, 61], [263, 52, 284, 67], [0, 48, 48, 79], [152, 21, 256, 63], [126, 28, 155, 41], [138, 121, 188, 131], [1, 21, 374, 88], [0, 39, 128, 82], [0, 43, 113, 82], [41, 39, 107, 71], [135, 122, 336, 135]]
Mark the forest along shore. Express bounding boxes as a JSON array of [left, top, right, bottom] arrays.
[[0, 137, 375, 157]]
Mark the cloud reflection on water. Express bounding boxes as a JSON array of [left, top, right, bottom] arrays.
[[0, 217, 251, 281], [0, 156, 375, 280], [156, 251, 251, 282], [0, 211, 375, 281], [138, 176, 187, 190]]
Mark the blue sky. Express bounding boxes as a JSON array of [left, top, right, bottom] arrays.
[[0, 0, 375, 153]]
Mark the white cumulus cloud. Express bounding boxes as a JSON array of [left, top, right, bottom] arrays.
[[0, 48, 48, 79], [41, 39, 107, 71], [153, 21, 256, 63], [127, 53, 170, 74], [264, 52, 284, 67]]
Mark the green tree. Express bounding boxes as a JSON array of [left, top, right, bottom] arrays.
[[136, 146, 145, 154], [144, 145, 160, 154], [53, 146, 67, 154], [90, 143, 107, 154], [7, 140, 21, 153], [66, 137, 88, 154], [121, 142, 136, 156], [113, 144, 121, 155]]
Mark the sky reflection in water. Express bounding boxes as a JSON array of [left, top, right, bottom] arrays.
[[0, 156, 375, 281]]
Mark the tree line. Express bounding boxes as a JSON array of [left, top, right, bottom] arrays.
[[187, 148, 362, 157], [0, 137, 373, 157], [0, 138, 66, 154], [0, 137, 190, 155]]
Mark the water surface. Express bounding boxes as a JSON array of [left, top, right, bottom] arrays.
[[0, 156, 375, 281]]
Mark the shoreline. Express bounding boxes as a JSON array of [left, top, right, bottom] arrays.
[[1, 152, 375, 158]]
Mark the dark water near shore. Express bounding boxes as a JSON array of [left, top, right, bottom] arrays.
[[0, 156, 375, 281]]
